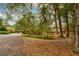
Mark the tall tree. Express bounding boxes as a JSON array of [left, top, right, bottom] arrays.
[[38, 4, 53, 37], [53, 4, 59, 33], [60, 4, 70, 37], [73, 4, 79, 49], [56, 4, 63, 37]]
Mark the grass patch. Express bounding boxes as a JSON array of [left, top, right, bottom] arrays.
[[22, 34, 54, 40], [21, 33, 71, 40]]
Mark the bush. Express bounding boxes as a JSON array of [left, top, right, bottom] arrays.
[[0, 27, 7, 31], [0, 31, 10, 34], [6, 27, 15, 33], [73, 48, 79, 53]]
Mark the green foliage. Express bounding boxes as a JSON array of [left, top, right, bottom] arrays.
[[73, 48, 79, 53], [38, 4, 53, 36], [16, 12, 38, 34], [0, 18, 7, 31], [0, 31, 10, 34], [0, 27, 7, 31], [7, 3, 76, 38]]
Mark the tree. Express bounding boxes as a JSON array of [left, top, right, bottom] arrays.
[[73, 4, 79, 49], [60, 4, 70, 37], [53, 4, 59, 33], [56, 4, 63, 37], [0, 18, 6, 31], [38, 4, 53, 37]]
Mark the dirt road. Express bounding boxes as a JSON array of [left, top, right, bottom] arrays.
[[0, 33, 23, 56], [0, 33, 79, 56]]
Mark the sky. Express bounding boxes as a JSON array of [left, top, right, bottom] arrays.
[[0, 4, 6, 13], [0, 3, 38, 25], [0, 4, 6, 18], [32, 3, 38, 14], [32, 7, 38, 14], [0, 3, 38, 14]]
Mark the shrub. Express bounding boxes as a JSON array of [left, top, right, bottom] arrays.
[[0, 26, 7, 31], [73, 48, 79, 53], [6, 27, 15, 33], [0, 31, 10, 34]]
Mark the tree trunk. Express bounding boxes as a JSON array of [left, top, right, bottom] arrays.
[[54, 5, 58, 33], [56, 4, 63, 37], [72, 5, 76, 49], [65, 11, 69, 37], [74, 4, 79, 48]]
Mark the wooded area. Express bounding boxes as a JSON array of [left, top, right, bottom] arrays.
[[0, 3, 79, 55]]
